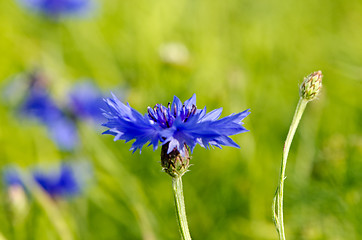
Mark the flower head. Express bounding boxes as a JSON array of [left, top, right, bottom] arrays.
[[3, 162, 91, 199], [20, 78, 62, 123], [300, 70, 323, 101], [19, 74, 79, 151], [17, 0, 92, 17], [32, 164, 80, 198], [102, 94, 250, 156]]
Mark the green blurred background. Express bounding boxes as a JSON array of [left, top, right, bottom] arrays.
[[0, 0, 361, 239]]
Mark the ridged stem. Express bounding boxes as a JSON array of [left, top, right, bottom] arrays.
[[172, 177, 192, 240], [273, 98, 308, 240]]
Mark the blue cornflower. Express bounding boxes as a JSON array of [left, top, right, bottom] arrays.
[[17, 0, 92, 17], [19, 75, 79, 151], [20, 82, 62, 123], [102, 94, 250, 156], [3, 162, 90, 198], [32, 164, 81, 198]]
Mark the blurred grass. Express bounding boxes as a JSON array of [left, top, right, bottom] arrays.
[[0, 0, 361, 239]]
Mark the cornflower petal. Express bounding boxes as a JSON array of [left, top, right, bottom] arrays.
[[183, 93, 196, 110], [102, 94, 162, 152], [198, 107, 223, 122], [171, 96, 183, 117]]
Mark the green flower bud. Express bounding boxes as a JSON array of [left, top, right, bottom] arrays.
[[300, 71, 323, 101], [161, 144, 190, 178]]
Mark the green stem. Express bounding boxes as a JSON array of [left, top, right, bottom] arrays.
[[32, 188, 73, 240], [22, 177, 73, 240], [172, 177, 192, 240], [273, 98, 308, 240]]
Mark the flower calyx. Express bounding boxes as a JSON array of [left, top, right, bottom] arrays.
[[161, 143, 190, 178]]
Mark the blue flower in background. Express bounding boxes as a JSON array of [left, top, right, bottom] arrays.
[[67, 81, 107, 123], [3, 162, 90, 198], [19, 74, 79, 151], [102, 94, 250, 156], [2, 71, 115, 153], [20, 83, 62, 123], [17, 0, 92, 17], [32, 164, 80, 197]]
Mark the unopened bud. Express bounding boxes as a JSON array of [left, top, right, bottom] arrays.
[[161, 144, 190, 178], [300, 71, 323, 101]]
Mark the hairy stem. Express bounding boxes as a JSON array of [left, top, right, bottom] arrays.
[[172, 177, 192, 240], [273, 98, 308, 240]]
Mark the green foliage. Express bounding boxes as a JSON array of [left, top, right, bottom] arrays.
[[0, 0, 361, 239]]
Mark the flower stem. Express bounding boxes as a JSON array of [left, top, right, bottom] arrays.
[[273, 98, 308, 240], [22, 176, 73, 240], [172, 177, 192, 240], [32, 187, 73, 240]]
